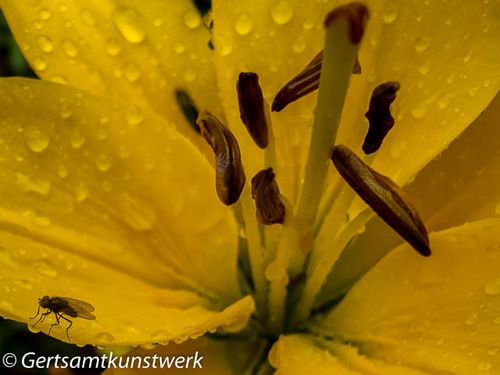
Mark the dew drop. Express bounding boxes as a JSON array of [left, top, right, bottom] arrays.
[[463, 51, 472, 62], [484, 277, 500, 296], [464, 312, 478, 326], [82, 10, 97, 26], [62, 40, 79, 57], [16, 173, 51, 196], [419, 62, 431, 75], [25, 129, 50, 152], [478, 362, 492, 372], [438, 95, 452, 109], [233, 14, 253, 35], [34, 259, 58, 277], [183, 69, 197, 82], [70, 131, 85, 149], [123, 62, 141, 82], [0, 301, 13, 312], [468, 85, 480, 97], [75, 183, 89, 202], [58, 164, 68, 178], [33, 57, 48, 71], [173, 41, 186, 54], [271, 1, 294, 25], [93, 331, 114, 343], [106, 39, 122, 56], [113, 7, 146, 44], [292, 37, 306, 53], [382, 1, 399, 24], [95, 154, 113, 172], [60, 108, 73, 119], [49, 76, 68, 85], [39, 8, 52, 20], [126, 110, 144, 126], [183, 11, 201, 29], [411, 103, 429, 119], [414, 38, 431, 53], [37, 35, 53, 52]]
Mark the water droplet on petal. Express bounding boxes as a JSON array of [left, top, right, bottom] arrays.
[[478, 362, 492, 372], [94, 332, 115, 343], [25, 129, 50, 152], [234, 13, 253, 35], [383, 1, 399, 24], [58, 164, 68, 178], [39, 8, 51, 20], [82, 10, 97, 26], [70, 132, 85, 149], [62, 40, 79, 57], [411, 103, 429, 119], [292, 37, 306, 53], [183, 11, 201, 29], [33, 57, 48, 71], [419, 62, 431, 75], [484, 277, 500, 295], [123, 62, 141, 82], [113, 7, 146, 44], [106, 39, 122, 56], [60, 108, 73, 119], [414, 38, 431, 53], [95, 154, 113, 172], [183, 69, 196, 82], [438, 95, 452, 109], [37, 35, 53, 52], [34, 259, 58, 277], [17, 173, 51, 196], [75, 183, 89, 202], [271, 1, 294, 25], [173, 41, 186, 54]]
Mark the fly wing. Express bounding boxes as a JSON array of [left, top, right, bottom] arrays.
[[62, 297, 96, 320]]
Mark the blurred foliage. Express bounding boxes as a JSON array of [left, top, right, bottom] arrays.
[[0, 11, 36, 77]]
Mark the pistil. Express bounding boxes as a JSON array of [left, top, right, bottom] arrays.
[[295, 3, 369, 250]]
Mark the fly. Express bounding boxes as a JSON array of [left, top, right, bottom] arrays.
[[31, 296, 96, 341]]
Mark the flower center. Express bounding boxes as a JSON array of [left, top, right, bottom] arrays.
[[178, 1, 431, 370]]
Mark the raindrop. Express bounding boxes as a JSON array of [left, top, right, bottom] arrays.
[[34, 259, 58, 277], [16, 173, 51, 196], [438, 95, 452, 109], [39, 8, 52, 20], [95, 154, 113, 172], [411, 103, 429, 119], [37, 35, 54, 52], [123, 62, 141, 82], [233, 14, 253, 35], [94, 332, 115, 345], [173, 42, 186, 54], [478, 362, 492, 372], [75, 183, 89, 202], [60, 108, 73, 119], [106, 39, 122, 56], [382, 1, 399, 24], [113, 7, 146, 44], [468, 85, 480, 97], [292, 38, 306, 53], [419, 62, 431, 75], [49, 76, 68, 85], [414, 38, 431, 53], [0, 301, 13, 312], [126, 110, 144, 126], [183, 69, 197, 82], [70, 131, 85, 149], [271, 1, 294, 25], [183, 11, 201, 29], [484, 277, 500, 295], [25, 129, 50, 152], [62, 40, 79, 57], [82, 10, 97, 26], [33, 57, 48, 71], [58, 164, 68, 178]]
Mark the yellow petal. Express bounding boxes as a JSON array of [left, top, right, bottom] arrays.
[[270, 335, 428, 374], [338, 0, 500, 186], [316, 219, 500, 374], [0, 233, 254, 345], [406, 93, 500, 230], [319, 94, 500, 302], [0, 78, 239, 302], [104, 337, 258, 374], [0, 0, 221, 145], [212, 0, 499, 202]]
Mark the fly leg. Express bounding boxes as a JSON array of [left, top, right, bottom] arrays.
[[33, 311, 51, 328], [59, 314, 73, 342], [48, 313, 61, 335], [30, 304, 41, 320]]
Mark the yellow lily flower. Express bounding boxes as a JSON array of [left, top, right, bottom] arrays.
[[0, 0, 499, 373]]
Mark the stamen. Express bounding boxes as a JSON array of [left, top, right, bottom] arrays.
[[272, 51, 362, 113], [331, 145, 431, 256], [324, 2, 369, 43], [196, 111, 246, 205], [251, 168, 286, 225], [237, 72, 269, 149], [175, 89, 200, 133], [363, 81, 400, 154]]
